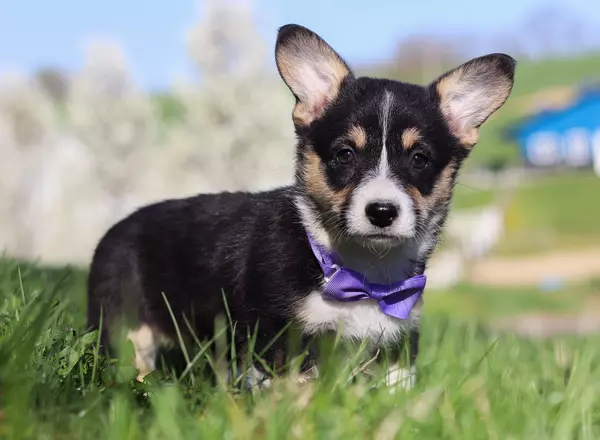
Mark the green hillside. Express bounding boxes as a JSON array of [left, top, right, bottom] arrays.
[[500, 171, 600, 254], [448, 170, 600, 255]]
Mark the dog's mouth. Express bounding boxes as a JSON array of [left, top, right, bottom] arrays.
[[354, 233, 405, 248]]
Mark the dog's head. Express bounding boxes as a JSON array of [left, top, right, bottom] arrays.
[[276, 24, 515, 250]]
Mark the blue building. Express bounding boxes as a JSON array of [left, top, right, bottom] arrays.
[[509, 86, 600, 171]]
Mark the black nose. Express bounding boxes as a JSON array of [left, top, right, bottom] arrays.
[[365, 202, 398, 228]]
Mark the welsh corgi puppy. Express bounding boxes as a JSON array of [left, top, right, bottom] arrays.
[[87, 24, 516, 389]]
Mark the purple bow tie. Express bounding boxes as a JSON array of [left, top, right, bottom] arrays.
[[307, 234, 426, 320]]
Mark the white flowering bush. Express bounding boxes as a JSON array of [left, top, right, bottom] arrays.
[[0, 72, 56, 259], [155, 0, 294, 196], [0, 0, 294, 265], [67, 38, 160, 213]]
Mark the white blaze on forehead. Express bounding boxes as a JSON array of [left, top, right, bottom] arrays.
[[378, 90, 395, 174], [345, 88, 417, 241]]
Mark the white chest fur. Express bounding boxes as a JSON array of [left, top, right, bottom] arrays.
[[296, 290, 422, 346], [293, 197, 431, 346]]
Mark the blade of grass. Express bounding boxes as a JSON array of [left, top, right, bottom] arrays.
[[162, 291, 194, 386]]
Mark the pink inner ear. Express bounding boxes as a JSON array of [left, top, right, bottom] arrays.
[[292, 56, 351, 123], [441, 94, 482, 146], [293, 67, 339, 125], [303, 67, 337, 114], [442, 100, 464, 135]]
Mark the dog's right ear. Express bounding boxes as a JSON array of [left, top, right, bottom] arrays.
[[275, 24, 354, 127], [429, 53, 516, 148]]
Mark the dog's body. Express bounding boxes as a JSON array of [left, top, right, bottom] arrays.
[[87, 24, 516, 388]]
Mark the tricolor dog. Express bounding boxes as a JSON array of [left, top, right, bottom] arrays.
[[87, 24, 516, 389]]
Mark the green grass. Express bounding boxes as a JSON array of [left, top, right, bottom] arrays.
[[443, 170, 600, 254], [2, 258, 600, 439], [451, 185, 496, 210], [425, 282, 590, 320], [498, 171, 600, 254], [509, 54, 600, 98]]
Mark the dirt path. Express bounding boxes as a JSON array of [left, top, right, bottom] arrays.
[[466, 248, 600, 287], [491, 297, 600, 338], [492, 312, 600, 338]]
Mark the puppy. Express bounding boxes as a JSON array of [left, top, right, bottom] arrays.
[[87, 24, 515, 389]]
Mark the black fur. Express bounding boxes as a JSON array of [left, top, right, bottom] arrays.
[[87, 190, 321, 360]]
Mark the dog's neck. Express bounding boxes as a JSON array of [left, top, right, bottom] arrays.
[[295, 196, 434, 284]]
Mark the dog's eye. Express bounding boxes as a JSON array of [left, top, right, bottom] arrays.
[[335, 148, 355, 165], [411, 153, 429, 170]]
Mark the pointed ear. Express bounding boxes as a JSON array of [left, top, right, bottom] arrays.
[[275, 24, 354, 127], [430, 53, 516, 147]]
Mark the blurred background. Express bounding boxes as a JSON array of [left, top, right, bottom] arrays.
[[2, 0, 600, 332]]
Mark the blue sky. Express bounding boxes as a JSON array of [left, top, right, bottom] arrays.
[[1, 0, 599, 91]]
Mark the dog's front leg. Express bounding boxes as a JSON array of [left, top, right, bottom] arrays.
[[381, 328, 419, 392]]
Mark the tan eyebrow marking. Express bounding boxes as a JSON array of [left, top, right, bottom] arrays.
[[401, 127, 422, 150], [347, 124, 367, 149]]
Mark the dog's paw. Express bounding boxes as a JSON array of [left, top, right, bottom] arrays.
[[386, 365, 416, 393], [294, 366, 319, 384], [243, 365, 273, 390]]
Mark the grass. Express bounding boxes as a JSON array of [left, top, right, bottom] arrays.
[[445, 169, 600, 255], [2, 258, 600, 439], [427, 278, 600, 319], [499, 171, 600, 254], [451, 185, 496, 210]]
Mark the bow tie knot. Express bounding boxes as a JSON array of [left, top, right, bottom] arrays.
[[307, 236, 426, 320]]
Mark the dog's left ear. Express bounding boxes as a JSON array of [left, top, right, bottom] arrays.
[[275, 24, 354, 127], [430, 53, 516, 147]]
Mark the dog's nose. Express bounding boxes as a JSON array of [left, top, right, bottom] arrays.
[[365, 202, 398, 228]]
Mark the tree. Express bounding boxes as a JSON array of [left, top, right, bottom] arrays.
[[35, 67, 69, 104], [160, 0, 295, 195], [67, 38, 158, 217], [0, 72, 56, 257]]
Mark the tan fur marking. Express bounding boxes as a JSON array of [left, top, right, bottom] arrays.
[[347, 125, 367, 149], [434, 164, 455, 199], [461, 128, 479, 146], [427, 164, 456, 210], [127, 324, 158, 382], [401, 127, 421, 150], [407, 186, 424, 207], [435, 67, 463, 105], [408, 164, 456, 216], [292, 103, 313, 127], [304, 150, 351, 212]]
